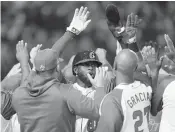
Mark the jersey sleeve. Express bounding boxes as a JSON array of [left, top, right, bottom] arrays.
[[96, 95, 123, 132], [66, 85, 105, 120], [1, 90, 16, 120]]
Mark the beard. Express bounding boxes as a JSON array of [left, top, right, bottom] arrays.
[[77, 71, 93, 88]]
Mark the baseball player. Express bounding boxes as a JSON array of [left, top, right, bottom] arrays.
[[71, 50, 102, 132], [61, 48, 114, 85], [96, 49, 162, 132]]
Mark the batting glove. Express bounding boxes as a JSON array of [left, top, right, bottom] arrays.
[[67, 6, 91, 35]]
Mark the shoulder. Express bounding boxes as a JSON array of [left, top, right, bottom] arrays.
[[1, 73, 22, 92], [99, 89, 123, 116], [58, 83, 74, 94]]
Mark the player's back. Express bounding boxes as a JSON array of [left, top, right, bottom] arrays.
[[114, 81, 152, 132], [12, 78, 76, 132]]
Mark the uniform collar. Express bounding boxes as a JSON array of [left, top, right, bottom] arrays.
[[115, 81, 141, 90], [73, 83, 94, 95]]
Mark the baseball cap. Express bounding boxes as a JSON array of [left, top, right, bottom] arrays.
[[72, 50, 102, 75], [34, 49, 58, 71], [105, 4, 120, 25]]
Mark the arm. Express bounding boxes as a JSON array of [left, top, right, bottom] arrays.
[[20, 62, 30, 85], [16, 40, 30, 85], [66, 86, 105, 120], [1, 91, 16, 120], [95, 48, 114, 80], [134, 71, 151, 86], [151, 75, 175, 116], [150, 68, 160, 92], [52, 31, 75, 56], [52, 6, 91, 56], [151, 93, 163, 116], [66, 67, 107, 120], [96, 96, 123, 132], [61, 55, 76, 83]]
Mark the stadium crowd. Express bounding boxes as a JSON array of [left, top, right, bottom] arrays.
[[1, 2, 175, 132]]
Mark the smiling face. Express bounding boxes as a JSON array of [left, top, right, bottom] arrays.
[[74, 61, 99, 87]]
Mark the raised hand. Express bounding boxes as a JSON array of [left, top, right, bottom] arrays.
[[30, 44, 42, 69], [125, 13, 142, 44], [87, 67, 108, 88], [16, 40, 29, 64], [6, 63, 21, 77], [164, 34, 175, 53], [163, 34, 175, 63], [141, 41, 163, 77], [67, 6, 91, 35]]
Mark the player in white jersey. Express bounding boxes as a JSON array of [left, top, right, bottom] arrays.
[[96, 49, 162, 132]]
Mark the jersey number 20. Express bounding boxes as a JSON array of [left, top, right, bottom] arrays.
[[133, 105, 150, 132]]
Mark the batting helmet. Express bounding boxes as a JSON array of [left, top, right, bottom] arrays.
[[72, 50, 102, 75]]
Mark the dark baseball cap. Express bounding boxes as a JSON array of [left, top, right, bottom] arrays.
[[34, 49, 58, 71], [72, 50, 102, 75], [106, 4, 120, 25]]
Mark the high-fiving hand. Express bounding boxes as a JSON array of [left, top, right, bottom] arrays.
[[67, 6, 91, 35], [141, 41, 163, 77], [125, 13, 142, 44], [16, 40, 29, 64]]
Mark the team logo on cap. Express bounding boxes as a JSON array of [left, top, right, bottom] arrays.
[[89, 51, 95, 59], [40, 65, 45, 71]]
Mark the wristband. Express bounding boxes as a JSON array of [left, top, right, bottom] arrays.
[[127, 35, 136, 44], [128, 42, 139, 52], [117, 26, 125, 34], [66, 27, 80, 35]]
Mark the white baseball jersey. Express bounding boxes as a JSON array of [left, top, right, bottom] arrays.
[[73, 83, 96, 132], [99, 81, 152, 132]]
